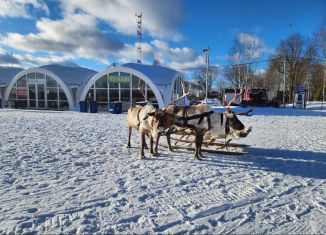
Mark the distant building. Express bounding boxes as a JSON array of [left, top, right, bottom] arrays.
[[4, 64, 96, 110], [1, 63, 186, 112], [80, 63, 186, 111]]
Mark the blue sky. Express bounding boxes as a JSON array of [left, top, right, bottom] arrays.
[[0, 0, 325, 72]]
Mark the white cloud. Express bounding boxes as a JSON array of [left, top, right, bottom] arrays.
[[59, 0, 184, 41], [237, 33, 265, 59], [168, 55, 205, 71], [0, 13, 124, 63], [114, 40, 201, 70], [0, 0, 49, 18], [254, 69, 267, 76], [151, 40, 197, 64]]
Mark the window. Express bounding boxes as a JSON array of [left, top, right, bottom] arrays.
[[96, 89, 108, 102], [59, 89, 67, 101], [46, 76, 57, 87], [47, 88, 58, 101], [95, 76, 107, 88], [109, 89, 119, 102], [17, 76, 27, 87]]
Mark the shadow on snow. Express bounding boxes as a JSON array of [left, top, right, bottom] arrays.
[[149, 147, 326, 179]]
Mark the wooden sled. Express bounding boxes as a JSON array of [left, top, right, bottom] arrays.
[[163, 130, 250, 156]]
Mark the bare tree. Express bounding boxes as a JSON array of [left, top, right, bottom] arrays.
[[225, 33, 264, 97], [310, 17, 326, 101], [193, 67, 219, 98], [266, 56, 284, 101], [315, 17, 326, 58], [277, 33, 317, 103]]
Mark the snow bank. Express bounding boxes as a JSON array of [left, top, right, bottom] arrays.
[[0, 106, 325, 234]]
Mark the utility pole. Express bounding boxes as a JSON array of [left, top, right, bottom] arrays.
[[322, 63, 326, 110], [283, 58, 286, 108], [203, 47, 210, 103], [11, 51, 13, 67], [135, 12, 142, 64]]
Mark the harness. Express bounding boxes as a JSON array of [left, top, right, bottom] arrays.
[[177, 108, 215, 130]]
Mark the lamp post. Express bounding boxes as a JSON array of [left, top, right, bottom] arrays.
[[282, 57, 286, 108], [322, 63, 326, 110], [203, 47, 210, 103]]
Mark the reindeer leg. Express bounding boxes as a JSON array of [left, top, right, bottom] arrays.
[[144, 134, 149, 149], [140, 132, 146, 160], [127, 127, 132, 148], [166, 130, 174, 152], [154, 134, 160, 156], [150, 135, 155, 156], [194, 131, 204, 160]]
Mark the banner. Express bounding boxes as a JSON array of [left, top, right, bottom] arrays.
[[17, 88, 28, 99], [107, 75, 131, 83]]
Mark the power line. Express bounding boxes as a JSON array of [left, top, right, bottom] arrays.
[[177, 56, 326, 71]]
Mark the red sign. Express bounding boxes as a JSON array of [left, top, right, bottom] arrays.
[[17, 88, 28, 99]]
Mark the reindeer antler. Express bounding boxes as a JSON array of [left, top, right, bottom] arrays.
[[165, 91, 190, 109], [236, 108, 254, 116], [226, 88, 243, 110], [164, 81, 190, 109], [138, 79, 153, 106]]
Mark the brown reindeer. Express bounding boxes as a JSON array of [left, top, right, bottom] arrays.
[[160, 89, 252, 160]]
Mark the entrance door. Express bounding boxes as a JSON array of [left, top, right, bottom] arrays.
[[37, 84, 45, 109], [28, 84, 46, 109], [28, 84, 36, 108]]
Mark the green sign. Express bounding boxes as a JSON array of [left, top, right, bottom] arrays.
[[107, 75, 131, 83]]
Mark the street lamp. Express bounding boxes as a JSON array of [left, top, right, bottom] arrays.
[[203, 47, 210, 103], [282, 57, 286, 108], [322, 63, 326, 110]]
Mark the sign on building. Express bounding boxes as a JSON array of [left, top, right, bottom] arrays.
[[107, 75, 131, 83]]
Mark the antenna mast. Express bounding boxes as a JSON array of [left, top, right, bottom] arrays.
[[136, 12, 142, 64]]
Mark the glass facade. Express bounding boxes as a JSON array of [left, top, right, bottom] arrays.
[[8, 72, 69, 110], [86, 72, 160, 112]]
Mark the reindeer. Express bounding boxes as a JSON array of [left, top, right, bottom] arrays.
[[160, 88, 252, 160], [127, 104, 166, 159]]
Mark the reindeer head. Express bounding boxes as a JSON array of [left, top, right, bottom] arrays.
[[224, 88, 253, 139], [148, 109, 167, 134]]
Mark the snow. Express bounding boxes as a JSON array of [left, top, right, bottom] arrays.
[[0, 103, 326, 234]]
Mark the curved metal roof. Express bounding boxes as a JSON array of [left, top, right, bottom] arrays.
[[0, 66, 24, 85], [122, 63, 183, 85], [39, 64, 97, 87]]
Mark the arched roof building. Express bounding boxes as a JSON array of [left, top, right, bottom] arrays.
[[80, 63, 186, 111], [4, 64, 97, 110]]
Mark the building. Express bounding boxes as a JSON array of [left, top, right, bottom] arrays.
[[1, 63, 186, 112], [0, 66, 24, 108], [4, 64, 97, 110], [80, 63, 186, 111]]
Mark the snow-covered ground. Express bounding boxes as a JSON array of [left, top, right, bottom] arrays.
[[0, 103, 325, 234]]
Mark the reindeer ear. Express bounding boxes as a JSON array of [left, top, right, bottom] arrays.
[[225, 111, 235, 118]]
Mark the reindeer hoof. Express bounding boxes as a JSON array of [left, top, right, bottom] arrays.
[[152, 152, 159, 157], [169, 148, 175, 152], [195, 155, 203, 160], [126, 144, 131, 148], [140, 155, 146, 160]]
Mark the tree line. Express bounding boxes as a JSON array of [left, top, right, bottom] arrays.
[[192, 19, 326, 104]]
